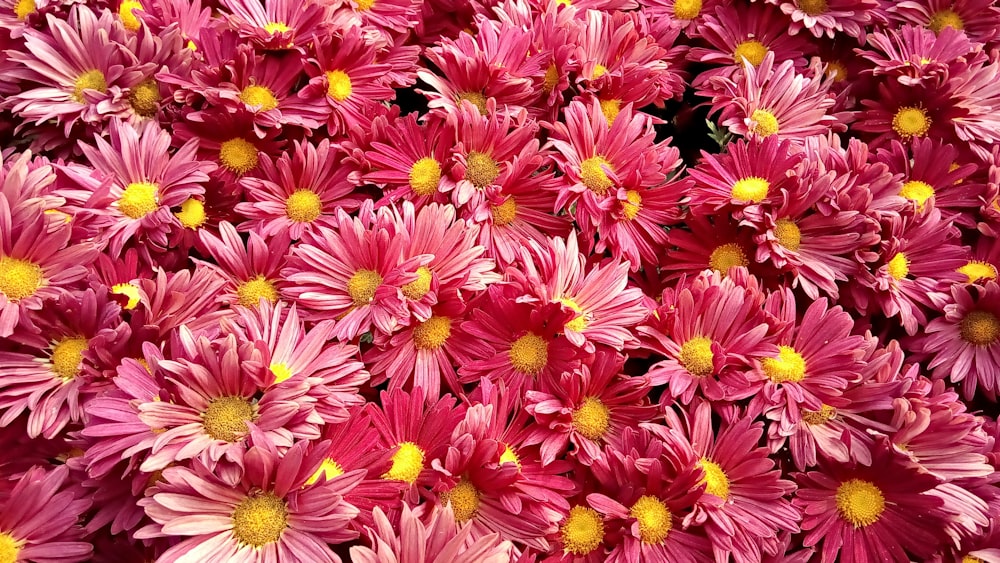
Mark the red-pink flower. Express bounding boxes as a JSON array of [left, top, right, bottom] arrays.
[[0, 465, 93, 562]]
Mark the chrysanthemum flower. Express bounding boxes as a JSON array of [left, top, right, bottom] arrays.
[[769, 0, 879, 38], [644, 0, 728, 34], [859, 25, 977, 88], [220, 0, 328, 50], [664, 214, 776, 280], [364, 114, 455, 209], [523, 351, 656, 465], [198, 221, 291, 310], [573, 10, 674, 99], [640, 269, 775, 403], [793, 443, 949, 563], [172, 111, 283, 182], [139, 437, 362, 562], [0, 465, 93, 563], [341, 0, 420, 36], [236, 139, 363, 240], [874, 138, 982, 223], [660, 401, 799, 563], [132, 265, 228, 338], [886, 0, 1000, 45]]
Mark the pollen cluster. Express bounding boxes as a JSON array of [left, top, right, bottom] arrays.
[[835, 479, 885, 527], [231, 493, 288, 547]]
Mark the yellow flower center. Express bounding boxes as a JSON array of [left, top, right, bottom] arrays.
[[599, 98, 621, 124], [443, 480, 479, 523], [413, 316, 451, 349], [491, 197, 517, 226], [558, 297, 588, 332], [592, 63, 607, 79], [401, 266, 432, 300], [499, 444, 521, 469], [129, 79, 160, 116], [175, 198, 206, 229], [679, 336, 714, 377], [798, 0, 827, 15], [572, 396, 611, 440], [408, 157, 441, 196], [673, 0, 702, 19], [355, 0, 374, 11], [630, 495, 672, 544], [219, 138, 258, 175], [51, 337, 88, 380], [118, 181, 159, 219], [0, 257, 43, 302], [347, 269, 382, 306], [284, 189, 322, 223], [457, 91, 488, 114], [899, 180, 934, 211], [236, 276, 279, 308], [887, 252, 909, 281], [698, 458, 730, 500], [305, 458, 344, 485], [928, 9, 964, 32], [774, 218, 801, 251], [231, 493, 287, 547], [0, 532, 21, 563], [561, 506, 604, 555], [963, 556, 985, 563], [383, 442, 425, 484], [733, 40, 769, 66], [958, 261, 997, 283], [112, 282, 142, 309], [240, 85, 278, 112], [269, 363, 293, 384], [118, 0, 143, 31], [542, 64, 559, 93], [202, 396, 256, 442], [509, 332, 548, 375], [622, 190, 641, 220], [961, 311, 1000, 346], [731, 176, 770, 202], [72, 70, 108, 103], [835, 479, 885, 527], [750, 109, 780, 137], [14, 0, 34, 20], [825, 60, 848, 82], [802, 404, 837, 425], [580, 156, 614, 196], [892, 107, 931, 139], [465, 151, 500, 189], [708, 243, 749, 274], [263, 21, 289, 33], [761, 345, 807, 383], [325, 70, 352, 102]]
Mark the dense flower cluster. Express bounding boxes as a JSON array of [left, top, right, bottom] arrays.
[[1, 0, 1000, 561]]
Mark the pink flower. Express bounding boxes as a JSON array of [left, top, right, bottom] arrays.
[[0, 465, 93, 562]]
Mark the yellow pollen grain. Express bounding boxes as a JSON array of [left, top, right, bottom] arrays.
[[14, 0, 35, 20], [0, 532, 21, 563], [491, 197, 517, 226], [202, 396, 256, 442], [383, 442, 425, 484], [72, 70, 107, 103], [443, 480, 479, 523], [592, 63, 607, 79], [679, 336, 714, 377], [263, 21, 289, 33], [731, 176, 770, 202], [509, 332, 548, 375], [572, 396, 610, 440], [835, 479, 885, 527], [733, 40, 769, 66], [802, 404, 837, 425], [750, 109, 780, 137], [240, 85, 278, 112], [175, 198, 206, 229], [698, 458, 731, 500], [325, 70, 352, 102], [561, 506, 604, 555], [622, 190, 641, 220], [269, 362, 293, 384], [112, 282, 142, 309], [347, 269, 382, 306], [402, 266, 432, 300], [285, 189, 322, 223], [305, 458, 344, 485], [0, 257, 43, 302], [413, 315, 451, 350], [774, 218, 801, 251], [558, 297, 588, 332], [580, 156, 614, 196], [761, 345, 807, 383], [928, 9, 964, 32], [958, 261, 997, 283], [887, 252, 909, 281], [118, 181, 159, 219], [599, 98, 621, 124], [129, 79, 160, 117], [231, 492, 287, 547], [899, 180, 934, 211], [219, 138, 258, 175], [50, 337, 88, 381], [542, 64, 559, 93], [236, 275, 279, 308], [892, 107, 931, 139], [630, 495, 672, 545], [355, 0, 374, 11], [408, 157, 441, 196], [118, 0, 143, 31], [798, 0, 827, 16], [708, 243, 749, 274], [961, 310, 1000, 346], [672, 0, 701, 20], [465, 151, 500, 188], [457, 91, 488, 115]]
